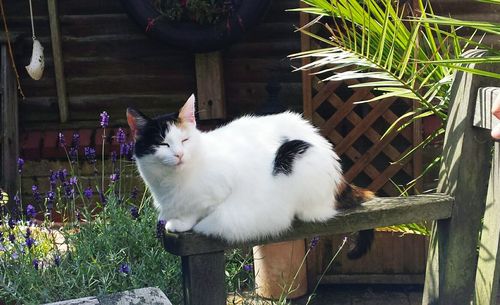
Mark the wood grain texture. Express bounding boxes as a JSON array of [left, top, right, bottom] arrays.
[[475, 142, 500, 305], [423, 50, 497, 305], [0, 44, 19, 207], [47, 0, 69, 123], [195, 52, 226, 120], [181, 252, 225, 305], [163, 194, 453, 256]]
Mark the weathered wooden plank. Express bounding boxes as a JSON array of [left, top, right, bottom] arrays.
[[0, 44, 19, 206], [48, 0, 69, 123], [181, 252, 225, 305], [163, 193, 453, 256], [195, 52, 226, 120], [319, 274, 424, 285], [474, 142, 500, 305], [423, 51, 497, 305], [474, 87, 500, 130]]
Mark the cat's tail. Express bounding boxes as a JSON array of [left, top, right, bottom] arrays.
[[335, 181, 375, 260]]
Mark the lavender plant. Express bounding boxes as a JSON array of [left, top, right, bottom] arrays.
[[0, 111, 256, 305]]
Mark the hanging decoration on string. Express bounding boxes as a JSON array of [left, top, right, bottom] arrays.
[[25, 0, 44, 80]]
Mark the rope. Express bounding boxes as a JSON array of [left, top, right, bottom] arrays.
[[0, 0, 25, 98], [28, 0, 35, 40]]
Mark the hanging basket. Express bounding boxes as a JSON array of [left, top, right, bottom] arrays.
[[120, 0, 271, 53]]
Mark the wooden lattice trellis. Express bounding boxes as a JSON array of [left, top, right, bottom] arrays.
[[300, 15, 422, 197]]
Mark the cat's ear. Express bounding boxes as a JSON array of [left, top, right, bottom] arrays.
[[126, 108, 148, 139], [178, 94, 196, 126]]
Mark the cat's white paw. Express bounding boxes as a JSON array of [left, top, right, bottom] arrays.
[[165, 219, 194, 233]]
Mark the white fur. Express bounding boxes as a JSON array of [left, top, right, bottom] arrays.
[[135, 109, 343, 242]]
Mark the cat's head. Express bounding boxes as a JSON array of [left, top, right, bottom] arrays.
[[126, 94, 200, 167]]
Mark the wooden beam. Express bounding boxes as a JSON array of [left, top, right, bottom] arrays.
[[0, 43, 19, 206], [195, 52, 225, 120], [474, 142, 500, 305], [47, 0, 69, 123], [181, 251, 225, 305], [163, 193, 454, 256]]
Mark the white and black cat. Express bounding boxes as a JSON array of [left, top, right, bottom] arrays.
[[127, 94, 374, 259]]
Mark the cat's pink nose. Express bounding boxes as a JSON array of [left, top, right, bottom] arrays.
[[175, 152, 184, 160]]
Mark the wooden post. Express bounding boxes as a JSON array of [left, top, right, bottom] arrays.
[[475, 142, 500, 305], [0, 41, 19, 206], [422, 51, 497, 305], [473, 87, 500, 305], [195, 52, 225, 120], [181, 251, 226, 305], [48, 0, 69, 123]]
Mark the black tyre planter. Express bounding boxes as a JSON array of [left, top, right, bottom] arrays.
[[120, 0, 272, 53]]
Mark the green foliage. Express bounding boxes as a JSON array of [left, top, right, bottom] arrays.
[[0, 197, 183, 305], [291, 0, 500, 192]]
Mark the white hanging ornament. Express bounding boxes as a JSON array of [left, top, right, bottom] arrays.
[[25, 38, 44, 80], [25, 0, 44, 80]]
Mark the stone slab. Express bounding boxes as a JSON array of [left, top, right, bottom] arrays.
[[42, 287, 172, 305]]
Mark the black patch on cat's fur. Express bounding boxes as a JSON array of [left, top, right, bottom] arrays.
[[134, 112, 179, 158], [273, 140, 311, 176]]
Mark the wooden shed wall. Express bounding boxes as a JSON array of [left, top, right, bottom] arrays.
[[4, 0, 302, 131]]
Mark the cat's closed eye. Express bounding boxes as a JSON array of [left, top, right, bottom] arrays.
[[158, 143, 170, 147], [182, 138, 189, 143]]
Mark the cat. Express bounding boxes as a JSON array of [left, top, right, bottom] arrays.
[[127, 94, 374, 259]]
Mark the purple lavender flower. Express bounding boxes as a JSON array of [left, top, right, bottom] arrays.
[[46, 190, 55, 203], [84, 147, 96, 164], [26, 204, 36, 219], [69, 176, 78, 186], [128, 144, 134, 159], [32, 185, 41, 202], [71, 132, 80, 148], [119, 263, 131, 274], [243, 264, 253, 272], [33, 258, 39, 270], [116, 128, 126, 144], [309, 236, 320, 249], [100, 111, 110, 128], [58, 169, 68, 182], [8, 218, 16, 229], [156, 220, 166, 239], [111, 151, 117, 164], [58, 132, 66, 147], [130, 187, 138, 200], [11, 252, 19, 260], [26, 237, 35, 248], [8, 233, 15, 243], [130, 207, 139, 220], [49, 171, 58, 189], [110, 171, 120, 183], [17, 158, 25, 173], [69, 147, 78, 163], [84, 187, 93, 199], [63, 182, 74, 198], [120, 143, 130, 157], [54, 255, 61, 267]]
